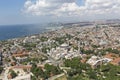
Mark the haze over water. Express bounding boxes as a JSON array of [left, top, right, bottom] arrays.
[[0, 24, 46, 40]]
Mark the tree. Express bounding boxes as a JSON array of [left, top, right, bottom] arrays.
[[42, 46, 50, 53], [87, 70, 97, 80], [31, 75, 37, 80], [92, 45, 100, 48], [40, 36, 48, 42], [9, 70, 17, 78], [44, 64, 62, 76], [31, 63, 44, 79], [0, 67, 3, 74]]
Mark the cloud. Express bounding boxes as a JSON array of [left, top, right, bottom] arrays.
[[23, 0, 84, 16], [23, 0, 120, 20]]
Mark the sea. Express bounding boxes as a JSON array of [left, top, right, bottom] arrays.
[[0, 24, 63, 40]]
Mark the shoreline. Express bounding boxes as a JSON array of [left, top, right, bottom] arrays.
[[0, 25, 64, 41]]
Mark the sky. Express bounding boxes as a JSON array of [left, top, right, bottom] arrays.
[[0, 0, 120, 25]]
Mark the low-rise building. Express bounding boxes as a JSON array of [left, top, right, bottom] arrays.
[[47, 43, 80, 60], [87, 55, 112, 68]]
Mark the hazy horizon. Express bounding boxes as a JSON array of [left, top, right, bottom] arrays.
[[0, 0, 120, 25]]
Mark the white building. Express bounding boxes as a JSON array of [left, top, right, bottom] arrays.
[[87, 56, 112, 68], [11, 74, 31, 80], [47, 43, 80, 60]]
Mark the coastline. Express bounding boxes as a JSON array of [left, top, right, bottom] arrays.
[[0, 25, 64, 41]]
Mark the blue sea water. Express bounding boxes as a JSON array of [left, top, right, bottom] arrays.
[[0, 24, 47, 40]]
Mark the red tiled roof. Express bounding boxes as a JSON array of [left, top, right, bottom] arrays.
[[111, 58, 120, 65], [10, 65, 32, 69], [104, 53, 120, 65], [12, 53, 28, 57], [104, 53, 118, 59]]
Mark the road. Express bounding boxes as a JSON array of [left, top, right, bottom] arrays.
[[48, 73, 65, 80], [39, 51, 61, 66]]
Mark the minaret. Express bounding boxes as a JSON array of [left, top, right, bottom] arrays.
[[98, 52, 102, 58], [95, 24, 98, 37], [78, 40, 84, 59], [78, 41, 81, 54]]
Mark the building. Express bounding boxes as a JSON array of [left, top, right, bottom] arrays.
[[10, 74, 31, 80], [47, 43, 80, 60], [87, 56, 112, 68], [4, 66, 32, 80]]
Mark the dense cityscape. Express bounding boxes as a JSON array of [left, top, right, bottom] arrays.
[[1, 0, 120, 80], [0, 22, 120, 80]]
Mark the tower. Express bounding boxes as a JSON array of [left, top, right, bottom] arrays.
[[78, 41, 81, 54], [78, 40, 84, 59]]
